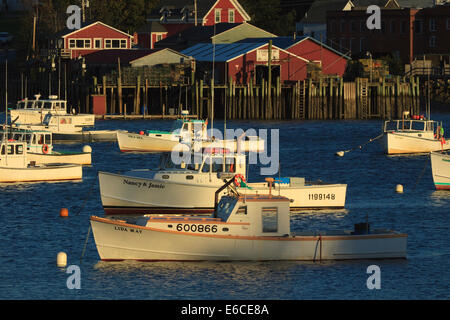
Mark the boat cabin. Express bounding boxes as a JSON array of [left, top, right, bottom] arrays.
[[215, 194, 291, 237], [154, 150, 246, 183], [0, 140, 28, 168], [6, 130, 53, 154], [15, 95, 69, 114], [147, 118, 208, 142], [383, 119, 443, 139]]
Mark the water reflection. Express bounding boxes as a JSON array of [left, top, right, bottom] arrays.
[[430, 190, 450, 207]]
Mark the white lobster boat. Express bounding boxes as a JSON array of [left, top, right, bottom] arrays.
[[10, 95, 95, 127], [382, 115, 449, 155], [91, 183, 406, 261], [117, 116, 264, 153], [98, 150, 347, 215], [117, 116, 208, 153], [0, 140, 82, 183], [430, 151, 450, 190], [2, 128, 92, 165], [13, 114, 118, 143]]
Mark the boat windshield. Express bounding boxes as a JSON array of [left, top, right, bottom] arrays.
[[384, 120, 431, 132], [42, 114, 52, 125], [43, 102, 53, 110], [216, 198, 237, 222]]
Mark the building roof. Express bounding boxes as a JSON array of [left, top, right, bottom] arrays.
[[396, 0, 436, 8], [83, 49, 162, 65], [181, 42, 310, 63], [301, 0, 353, 23], [54, 21, 133, 39], [238, 36, 351, 59], [181, 42, 265, 62], [136, 21, 168, 34], [148, 0, 250, 22], [157, 23, 241, 47]]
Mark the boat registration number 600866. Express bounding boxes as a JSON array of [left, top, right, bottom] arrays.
[[308, 193, 336, 200], [176, 223, 218, 233]]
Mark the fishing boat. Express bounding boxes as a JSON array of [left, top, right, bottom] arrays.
[[10, 95, 95, 126], [98, 149, 347, 215], [116, 113, 264, 153], [2, 129, 92, 165], [430, 151, 450, 190], [90, 179, 406, 261], [382, 112, 449, 154], [13, 114, 118, 143], [0, 139, 82, 183]]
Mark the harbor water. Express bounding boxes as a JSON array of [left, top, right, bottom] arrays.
[[0, 114, 449, 300]]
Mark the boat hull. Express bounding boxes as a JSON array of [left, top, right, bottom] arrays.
[[27, 152, 92, 165], [117, 131, 265, 153], [52, 130, 118, 143], [0, 164, 82, 183], [90, 216, 407, 261], [383, 132, 450, 154], [430, 151, 450, 190], [98, 171, 347, 215], [117, 131, 185, 153]]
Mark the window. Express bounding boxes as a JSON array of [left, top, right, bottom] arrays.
[[156, 34, 163, 42], [94, 39, 102, 49], [16, 145, 23, 155], [262, 207, 278, 233], [390, 20, 396, 33], [350, 20, 356, 32], [69, 39, 91, 49], [330, 20, 336, 33], [447, 19, 450, 30], [236, 206, 247, 215], [400, 21, 407, 34], [414, 20, 423, 34], [340, 20, 345, 32], [215, 9, 221, 23], [429, 36, 436, 48], [7, 145, 14, 155], [105, 39, 127, 49], [429, 18, 436, 32], [360, 20, 365, 32], [1, 145, 4, 155], [228, 9, 235, 23]]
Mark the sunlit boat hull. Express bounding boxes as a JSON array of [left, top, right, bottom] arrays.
[[98, 171, 347, 214], [27, 152, 92, 165], [383, 132, 450, 154], [0, 163, 82, 183], [430, 151, 450, 190], [90, 216, 406, 261]]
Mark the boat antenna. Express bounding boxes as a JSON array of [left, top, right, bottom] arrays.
[[210, 23, 216, 139]]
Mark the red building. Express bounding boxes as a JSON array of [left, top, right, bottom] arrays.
[[134, 22, 169, 49], [147, 0, 251, 37], [239, 36, 350, 77], [326, 3, 450, 64], [182, 42, 309, 84], [56, 21, 134, 59]]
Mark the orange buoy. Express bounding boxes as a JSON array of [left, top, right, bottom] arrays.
[[59, 208, 69, 217], [139, 131, 144, 135]]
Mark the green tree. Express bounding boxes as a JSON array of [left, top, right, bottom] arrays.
[[240, 0, 296, 36]]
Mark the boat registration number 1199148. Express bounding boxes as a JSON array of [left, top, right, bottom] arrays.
[[308, 193, 336, 201], [176, 224, 218, 233]]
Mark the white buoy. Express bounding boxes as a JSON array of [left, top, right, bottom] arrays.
[[82, 145, 92, 153], [57, 252, 67, 267], [336, 151, 345, 157], [396, 184, 404, 193]]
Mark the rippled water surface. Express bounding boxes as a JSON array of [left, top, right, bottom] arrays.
[[1, 114, 449, 300]]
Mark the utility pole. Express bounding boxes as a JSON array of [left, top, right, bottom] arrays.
[[194, 0, 198, 26]]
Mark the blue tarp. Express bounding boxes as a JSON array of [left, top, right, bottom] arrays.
[[181, 43, 265, 62]]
